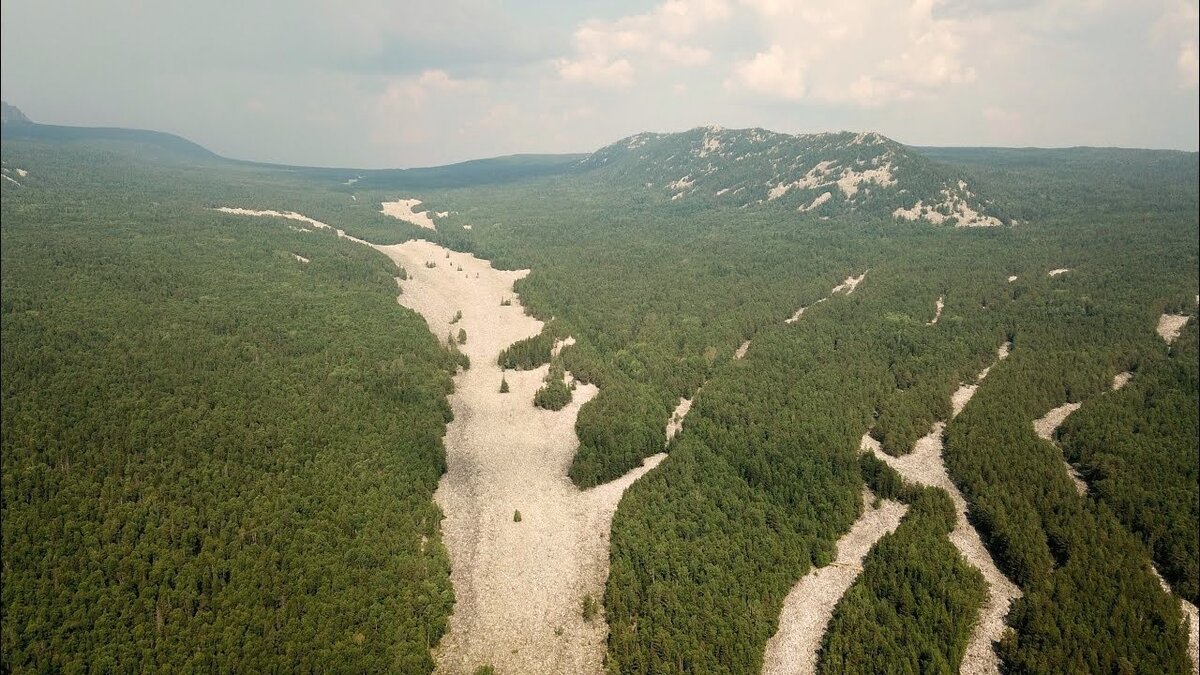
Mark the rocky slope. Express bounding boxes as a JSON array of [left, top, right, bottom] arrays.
[[580, 126, 1007, 227]]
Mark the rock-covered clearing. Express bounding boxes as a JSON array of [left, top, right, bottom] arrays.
[[832, 271, 868, 295], [1112, 371, 1133, 390], [551, 336, 576, 358], [799, 191, 832, 212], [213, 208, 371, 245], [866, 343, 1021, 675], [1033, 402, 1086, 495], [381, 198, 438, 230], [892, 182, 1003, 228], [1032, 371, 1135, 499], [1157, 313, 1191, 344], [377, 239, 668, 674], [665, 397, 694, 444], [761, 488, 907, 675], [736, 340, 752, 359], [218, 207, 666, 674], [1, 165, 27, 187], [785, 272, 867, 324], [929, 296, 945, 325]]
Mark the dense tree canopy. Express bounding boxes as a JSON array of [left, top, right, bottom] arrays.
[[1, 143, 460, 671], [2, 134, 1195, 673]]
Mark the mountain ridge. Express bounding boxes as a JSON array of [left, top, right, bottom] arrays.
[[1, 101, 32, 125], [15, 102, 1189, 228], [1, 101, 219, 161], [582, 125, 1008, 226]]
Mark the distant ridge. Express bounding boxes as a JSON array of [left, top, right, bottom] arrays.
[[2, 101, 32, 125], [2, 102, 219, 161], [0, 101, 584, 188]]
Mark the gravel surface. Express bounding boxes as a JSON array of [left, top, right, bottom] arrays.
[[929, 295, 945, 325], [1158, 313, 1191, 344], [1033, 402, 1086, 495], [376, 239, 667, 675], [380, 198, 438, 230], [1112, 371, 1133, 390], [665, 397, 694, 444]]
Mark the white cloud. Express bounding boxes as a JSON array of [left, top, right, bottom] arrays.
[[371, 69, 484, 147], [1151, 1, 1198, 87], [729, 0, 976, 105], [375, 69, 479, 110], [729, 45, 806, 99], [555, 55, 636, 87], [982, 104, 1026, 139], [1156, 1, 1199, 88], [659, 43, 713, 66], [1180, 41, 1199, 87], [554, 0, 729, 86]]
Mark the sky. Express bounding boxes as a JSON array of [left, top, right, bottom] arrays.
[[2, 0, 1197, 168]]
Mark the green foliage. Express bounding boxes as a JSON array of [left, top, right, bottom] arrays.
[[533, 363, 573, 411], [513, 510, 522, 523], [597, 238, 1030, 673], [940, 259, 1196, 671], [3, 130, 1196, 674], [579, 127, 1005, 223], [500, 376, 510, 394], [498, 329, 555, 370], [819, 488, 986, 674], [859, 453, 920, 503], [570, 383, 668, 487], [1059, 318, 1199, 603], [582, 595, 598, 622], [1, 141, 458, 672], [457, 327, 467, 344]]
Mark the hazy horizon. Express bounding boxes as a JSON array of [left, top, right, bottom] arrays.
[[3, 0, 1197, 168]]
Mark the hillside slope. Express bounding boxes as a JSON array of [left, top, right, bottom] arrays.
[[1, 102, 220, 161], [580, 126, 1007, 226]]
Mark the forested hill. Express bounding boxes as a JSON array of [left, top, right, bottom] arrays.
[[0, 102, 219, 162], [1, 101, 31, 124], [579, 126, 1008, 226], [2, 104, 1003, 227], [0, 101, 585, 190]]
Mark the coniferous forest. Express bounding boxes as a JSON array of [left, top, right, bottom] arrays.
[[2, 120, 1197, 673]]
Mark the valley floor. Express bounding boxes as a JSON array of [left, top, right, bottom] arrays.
[[218, 207, 668, 674], [380, 239, 666, 675]]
